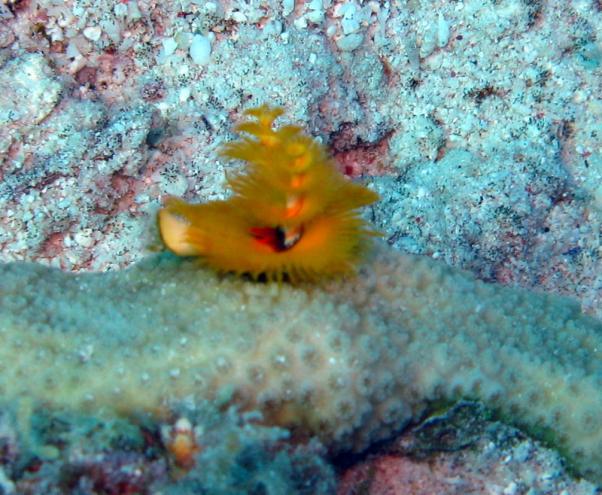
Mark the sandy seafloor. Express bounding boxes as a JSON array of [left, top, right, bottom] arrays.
[[0, 0, 601, 493]]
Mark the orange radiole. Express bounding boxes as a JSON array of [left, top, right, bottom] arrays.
[[157, 105, 379, 282]]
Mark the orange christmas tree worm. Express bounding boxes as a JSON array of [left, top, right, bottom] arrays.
[[158, 105, 379, 282]]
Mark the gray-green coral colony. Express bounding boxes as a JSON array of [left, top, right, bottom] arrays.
[[1, 243, 601, 482]]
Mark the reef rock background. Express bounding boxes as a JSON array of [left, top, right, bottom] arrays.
[[0, 0, 600, 318]]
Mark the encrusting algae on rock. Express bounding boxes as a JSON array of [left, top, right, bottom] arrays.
[[1, 244, 602, 482]]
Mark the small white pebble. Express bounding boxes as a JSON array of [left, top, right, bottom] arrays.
[[74, 231, 93, 248], [282, 0, 295, 16], [189, 34, 211, 65], [128, 2, 142, 20], [179, 87, 191, 103], [175, 31, 193, 49], [204, 2, 217, 13], [263, 20, 283, 36], [437, 12, 450, 48], [66, 41, 81, 59], [333, 2, 355, 18], [293, 16, 308, 29], [306, 8, 324, 23], [231, 11, 247, 23], [368, 1, 380, 13], [336, 32, 364, 51], [420, 28, 437, 58], [114, 4, 128, 17], [83, 26, 102, 42], [341, 17, 361, 35], [162, 37, 178, 57]]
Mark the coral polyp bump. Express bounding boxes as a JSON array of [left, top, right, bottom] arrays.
[[158, 105, 379, 282]]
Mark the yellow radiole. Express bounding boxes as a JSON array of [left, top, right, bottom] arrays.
[[158, 105, 379, 282]]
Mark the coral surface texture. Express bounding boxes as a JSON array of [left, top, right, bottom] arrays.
[[1, 242, 601, 483]]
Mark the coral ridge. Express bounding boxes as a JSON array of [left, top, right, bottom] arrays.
[[0, 243, 601, 482]]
